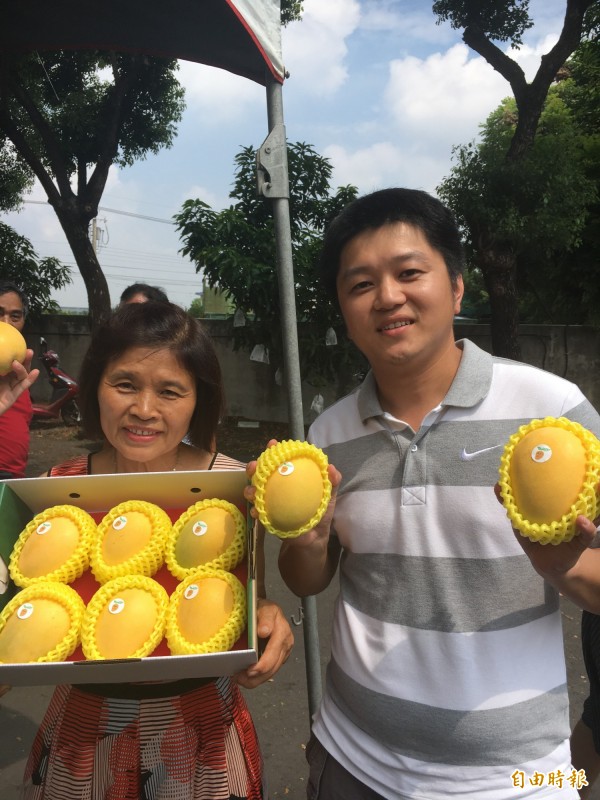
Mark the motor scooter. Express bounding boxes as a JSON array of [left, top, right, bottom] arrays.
[[31, 337, 81, 427]]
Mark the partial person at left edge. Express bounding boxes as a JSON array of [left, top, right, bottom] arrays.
[[0, 282, 38, 479]]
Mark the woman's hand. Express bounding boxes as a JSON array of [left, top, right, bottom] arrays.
[[234, 598, 294, 689], [0, 351, 39, 415]]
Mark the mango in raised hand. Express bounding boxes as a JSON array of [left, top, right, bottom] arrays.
[[252, 440, 332, 538], [498, 417, 600, 545], [0, 321, 26, 376]]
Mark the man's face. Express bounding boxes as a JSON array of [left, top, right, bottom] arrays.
[[336, 222, 463, 377], [0, 292, 26, 332]]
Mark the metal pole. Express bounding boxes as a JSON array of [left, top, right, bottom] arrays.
[[261, 75, 323, 721]]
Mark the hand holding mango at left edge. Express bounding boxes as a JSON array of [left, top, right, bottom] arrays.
[[495, 482, 600, 614], [0, 351, 39, 416]]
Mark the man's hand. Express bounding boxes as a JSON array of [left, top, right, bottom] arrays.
[[0, 351, 39, 415], [495, 483, 600, 612]]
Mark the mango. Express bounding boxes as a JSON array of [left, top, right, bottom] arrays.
[[252, 440, 332, 538], [0, 320, 26, 376], [167, 499, 246, 579], [9, 505, 96, 587], [82, 575, 168, 660], [0, 583, 84, 663], [92, 500, 172, 583], [499, 417, 600, 545], [166, 568, 246, 655]]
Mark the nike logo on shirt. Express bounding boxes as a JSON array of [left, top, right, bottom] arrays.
[[460, 444, 503, 461]]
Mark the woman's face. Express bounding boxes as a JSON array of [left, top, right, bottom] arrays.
[[98, 346, 197, 464]]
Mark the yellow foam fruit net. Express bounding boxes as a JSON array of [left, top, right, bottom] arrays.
[[81, 574, 169, 660], [91, 500, 172, 584], [0, 582, 85, 663], [252, 440, 332, 538], [165, 498, 246, 580], [9, 504, 97, 588], [166, 567, 246, 656], [498, 416, 600, 545]]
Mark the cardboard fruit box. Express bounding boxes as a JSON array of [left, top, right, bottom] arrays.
[[0, 469, 257, 686]]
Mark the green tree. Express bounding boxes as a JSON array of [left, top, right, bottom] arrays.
[[432, 0, 596, 357], [0, 221, 71, 317], [175, 142, 361, 389], [438, 91, 596, 326], [0, 136, 32, 211], [187, 296, 205, 319], [0, 51, 185, 329]]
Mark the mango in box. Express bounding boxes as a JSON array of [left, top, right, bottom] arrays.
[[166, 567, 246, 656], [252, 440, 332, 538], [91, 500, 172, 583], [81, 575, 169, 660], [165, 498, 246, 580], [0, 582, 85, 663], [0, 320, 27, 376], [9, 504, 97, 588], [498, 417, 600, 545]]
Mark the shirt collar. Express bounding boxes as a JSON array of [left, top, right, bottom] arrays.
[[357, 339, 493, 423]]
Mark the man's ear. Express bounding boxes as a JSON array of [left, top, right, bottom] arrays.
[[453, 275, 465, 315]]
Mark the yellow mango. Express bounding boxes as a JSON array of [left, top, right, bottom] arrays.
[[17, 517, 80, 578], [509, 427, 586, 524], [499, 417, 600, 545], [175, 507, 237, 568], [176, 577, 234, 644], [166, 568, 246, 655], [0, 582, 85, 663], [263, 457, 325, 532], [252, 440, 332, 538], [101, 511, 152, 565], [0, 321, 26, 376], [82, 575, 168, 660], [93, 588, 160, 659], [0, 598, 71, 663]]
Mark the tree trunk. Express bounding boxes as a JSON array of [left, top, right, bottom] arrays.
[[53, 206, 111, 330], [478, 245, 522, 361]]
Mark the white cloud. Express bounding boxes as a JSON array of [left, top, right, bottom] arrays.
[[324, 141, 450, 196], [282, 0, 361, 95], [384, 44, 510, 149], [177, 60, 263, 124]]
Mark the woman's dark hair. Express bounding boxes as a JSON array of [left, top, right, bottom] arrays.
[[119, 283, 169, 304], [79, 302, 224, 451], [319, 188, 465, 298]]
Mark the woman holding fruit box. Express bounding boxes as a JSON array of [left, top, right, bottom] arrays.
[[21, 301, 294, 800]]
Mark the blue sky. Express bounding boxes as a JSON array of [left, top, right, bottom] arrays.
[[3, 0, 568, 309]]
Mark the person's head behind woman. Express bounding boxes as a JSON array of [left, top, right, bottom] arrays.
[[78, 302, 224, 452]]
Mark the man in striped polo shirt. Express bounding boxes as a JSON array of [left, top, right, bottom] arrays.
[[278, 188, 600, 800]]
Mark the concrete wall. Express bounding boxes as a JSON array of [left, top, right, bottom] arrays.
[[24, 316, 600, 422]]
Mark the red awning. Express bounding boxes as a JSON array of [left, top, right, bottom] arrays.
[[0, 0, 284, 85]]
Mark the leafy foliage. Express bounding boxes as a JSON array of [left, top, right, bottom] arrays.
[[0, 51, 186, 327], [438, 90, 598, 324], [0, 222, 71, 317], [0, 137, 33, 212], [433, 0, 533, 45], [176, 142, 362, 387], [281, 0, 304, 26]]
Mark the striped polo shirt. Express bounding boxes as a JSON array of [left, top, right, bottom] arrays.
[[309, 339, 600, 800]]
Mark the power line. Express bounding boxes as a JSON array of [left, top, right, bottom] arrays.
[[23, 200, 176, 225]]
